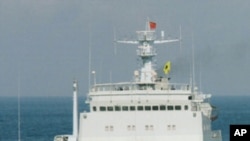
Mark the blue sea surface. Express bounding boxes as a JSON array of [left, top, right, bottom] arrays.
[[0, 96, 249, 141]]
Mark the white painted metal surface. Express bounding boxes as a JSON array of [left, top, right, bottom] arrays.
[[54, 21, 222, 141]]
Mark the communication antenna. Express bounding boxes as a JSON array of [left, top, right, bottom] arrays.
[[88, 24, 92, 91], [88, 4, 93, 92], [191, 32, 196, 92], [113, 27, 117, 55], [179, 25, 182, 53], [92, 71, 96, 85], [109, 71, 113, 83], [197, 48, 203, 93], [98, 60, 103, 83], [199, 61, 202, 93]]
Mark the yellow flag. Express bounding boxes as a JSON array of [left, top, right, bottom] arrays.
[[163, 61, 171, 74]]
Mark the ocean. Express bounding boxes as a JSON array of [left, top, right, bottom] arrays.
[[0, 96, 249, 141]]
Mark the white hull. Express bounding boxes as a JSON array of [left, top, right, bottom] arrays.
[[78, 111, 221, 141]]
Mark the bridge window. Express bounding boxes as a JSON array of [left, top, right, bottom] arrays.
[[167, 106, 174, 110], [145, 106, 151, 111], [93, 106, 96, 111], [100, 106, 106, 111], [122, 106, 129, 111], [115, 106, 121, 111], [160, 105, 166, 110], [175, 105, 181, 110], [98, 104, 189, 112], [107, 106, 113, 111], [137, 106, 143, 111], [152, 106, 159, 111], [130, 106, 136, 111]]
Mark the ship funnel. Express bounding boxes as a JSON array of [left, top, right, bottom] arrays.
[[73, 80, 78, 138]]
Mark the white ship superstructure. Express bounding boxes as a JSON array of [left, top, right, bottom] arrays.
[[54, 21, 222, 141]]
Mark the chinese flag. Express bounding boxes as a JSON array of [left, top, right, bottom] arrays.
[[149, 22, 156, 30]]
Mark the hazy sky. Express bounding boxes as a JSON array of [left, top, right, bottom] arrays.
[[1, 0, 250, 97]]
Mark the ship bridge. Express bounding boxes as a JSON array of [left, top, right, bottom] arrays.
[[86, 21, 195, 111], [90, 81, 191, 96]]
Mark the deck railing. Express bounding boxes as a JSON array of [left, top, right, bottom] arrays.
[[91, 82, 190, 92]]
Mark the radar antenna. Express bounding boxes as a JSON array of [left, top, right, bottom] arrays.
[[113, 27, 117, 55]]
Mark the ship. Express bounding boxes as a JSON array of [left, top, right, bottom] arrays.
[[54, 21, 222, 141]]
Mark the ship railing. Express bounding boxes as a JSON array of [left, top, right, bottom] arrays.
[[91, 82, 190, 92], [91, 82, 138, 92]]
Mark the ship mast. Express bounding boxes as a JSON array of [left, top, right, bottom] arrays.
[[116, 21, 179, 83], [136, 29, 156, 83]]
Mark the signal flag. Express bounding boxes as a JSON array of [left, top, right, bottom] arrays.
[[149, 21, 156, 30], [163, 61, 171, 74]]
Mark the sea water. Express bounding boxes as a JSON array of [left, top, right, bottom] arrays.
[[0, 96, 249, 141]]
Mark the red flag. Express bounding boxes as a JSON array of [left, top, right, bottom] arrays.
[[149, 21, 156, 30]]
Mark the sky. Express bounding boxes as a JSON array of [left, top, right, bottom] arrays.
[[0, 0, 250, 97]]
